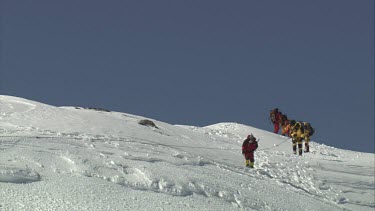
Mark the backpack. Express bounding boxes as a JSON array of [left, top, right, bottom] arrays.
[[281, 115, 288, 125], [296, 122, 304, 133], [304, 123, 315, 136]]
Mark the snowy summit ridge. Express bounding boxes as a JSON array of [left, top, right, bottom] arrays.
[[0, 95, 374, 210]]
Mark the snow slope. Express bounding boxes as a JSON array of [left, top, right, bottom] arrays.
[[0, 95, 374, 210]]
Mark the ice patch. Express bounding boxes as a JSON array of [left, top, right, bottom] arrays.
[[0, 167, 41, 184]]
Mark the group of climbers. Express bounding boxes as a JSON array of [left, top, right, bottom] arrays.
[[270, 108, 315, 156], [240, 108, 315, 168]]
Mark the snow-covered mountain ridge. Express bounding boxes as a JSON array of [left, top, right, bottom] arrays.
[[0, 95, 373, 210]]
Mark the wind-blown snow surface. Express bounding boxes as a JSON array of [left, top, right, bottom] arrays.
[[0, 95, 373, 210]]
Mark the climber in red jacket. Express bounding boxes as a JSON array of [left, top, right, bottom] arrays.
[[242, 134, 259, 168], [270, 108, 282, 134]]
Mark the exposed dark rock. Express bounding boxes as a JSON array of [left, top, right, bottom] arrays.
[[75, 107, 111, 112], [138, 119, 158, 128]]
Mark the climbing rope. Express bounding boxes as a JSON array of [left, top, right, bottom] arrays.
[[0, 134, 291, 152]]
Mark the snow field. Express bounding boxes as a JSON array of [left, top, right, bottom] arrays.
[[0, 95, 373, 210]]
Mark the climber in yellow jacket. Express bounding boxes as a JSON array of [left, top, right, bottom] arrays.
[[290, 120, 304, 156], [301, 122, 315, 153]]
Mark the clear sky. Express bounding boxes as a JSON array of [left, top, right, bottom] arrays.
[[1, 0, 374, 153]]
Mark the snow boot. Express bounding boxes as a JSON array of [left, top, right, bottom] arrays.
[[245, 160, 250, 167], [298, 144, 303, 156], [304, 144, 310, 153]]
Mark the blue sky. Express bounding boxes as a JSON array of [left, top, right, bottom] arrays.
[[1, 0, 374, 152]]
